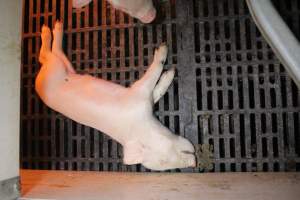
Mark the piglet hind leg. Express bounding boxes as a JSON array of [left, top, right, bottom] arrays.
[[36, 23, 75, 106], [52, 21, 75, 74], [39, 25, 52, 64]]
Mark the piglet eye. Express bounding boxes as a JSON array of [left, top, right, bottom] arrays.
[[181, 150, 194, 155]]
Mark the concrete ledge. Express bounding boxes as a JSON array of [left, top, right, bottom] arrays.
[[0, 176, 20, 200], [20, 170, 300, 200]]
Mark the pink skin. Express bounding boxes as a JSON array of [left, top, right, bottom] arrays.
[[72, 0, 92, 8], [36, 22, 195, 170], [72, 0, 156, 23], [107, 0, 156, 23]]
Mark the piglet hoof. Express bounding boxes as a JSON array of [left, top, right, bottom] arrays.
[[154, 43, 168, 64], [54, 21, 63, 32], [41, 25, 51, 41], [190, 157, 196, 168], [139, 7, 157, 24]]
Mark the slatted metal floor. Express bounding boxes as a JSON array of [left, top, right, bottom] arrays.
[[21, 0, 300, 172]]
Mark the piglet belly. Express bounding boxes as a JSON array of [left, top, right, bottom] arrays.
[[46, 74, 131, 143]]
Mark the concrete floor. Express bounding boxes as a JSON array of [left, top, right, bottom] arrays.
[[20, 170, 300, 200]]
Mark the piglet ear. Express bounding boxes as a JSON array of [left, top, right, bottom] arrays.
[[123, 140, 144, 165]]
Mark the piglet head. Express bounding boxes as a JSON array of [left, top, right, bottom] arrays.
[[143, 135, 196, 171], [123, 135, 196, 171]]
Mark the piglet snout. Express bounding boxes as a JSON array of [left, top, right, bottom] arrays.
[[182, 151, 196, 168], [139, 7, 157, 23], [189, 156, 196, 168]]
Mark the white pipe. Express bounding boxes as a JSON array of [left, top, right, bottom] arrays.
[[246, 0, 300, 88]]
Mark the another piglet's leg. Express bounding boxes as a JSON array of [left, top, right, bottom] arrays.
[[52, 21, 75, 74], [39, 25, 52, 64]]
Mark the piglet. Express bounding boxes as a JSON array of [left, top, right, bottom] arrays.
[[72, 0, 156, 23], [36, 22, 195, 170]]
